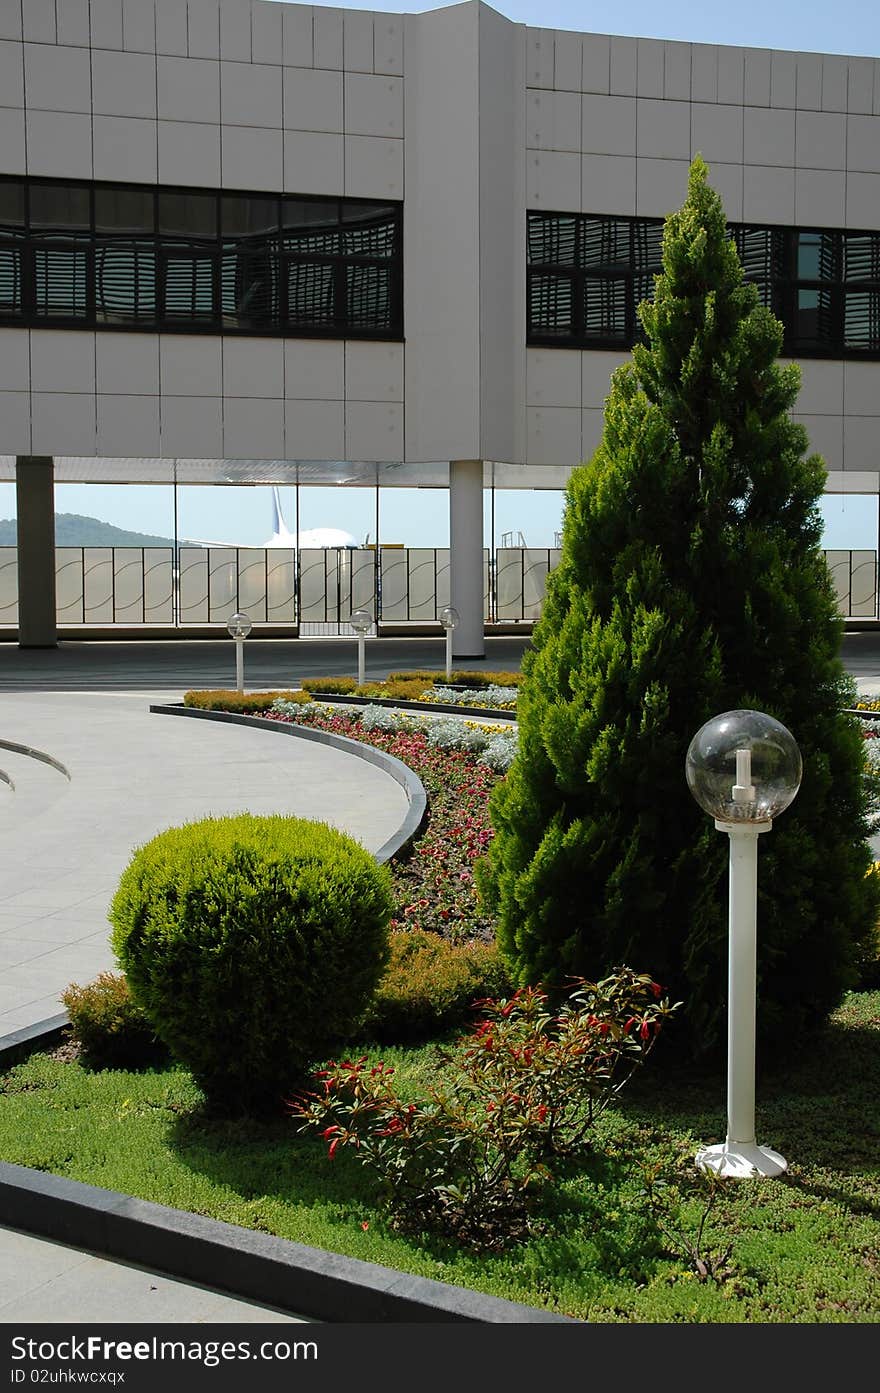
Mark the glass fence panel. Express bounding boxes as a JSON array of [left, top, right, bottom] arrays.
[[113, 549, 146, 623], [236, 549, 269, 621], [0, 547, 18, 623], [495, 548, 525, 620], [55, 548, 84, 623], [324, 549, 343, 622], [379, 548, 408, 619], [207, 548, 238, 623], [435, 549, 451, 617], [522, 549, 551, 620], [407, 548, 443, 621], [83, 547, 115, 623], [178, 547, 209, 624], [143, 549, 174, 624], [351, 549, 378, 618], [849, 550, 877, 617], [266, 550, 296, 623], [299, 549, 332, 622], [825, 550, 851, 613]]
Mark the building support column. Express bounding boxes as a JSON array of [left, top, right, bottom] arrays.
[[449, 459, 485, 660], [15, 456, 57, 648]]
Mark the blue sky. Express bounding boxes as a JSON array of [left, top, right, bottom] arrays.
[[1, 0, 877, 548]]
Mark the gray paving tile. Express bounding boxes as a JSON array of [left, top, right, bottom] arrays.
[[0, 1229, 311, 1325]]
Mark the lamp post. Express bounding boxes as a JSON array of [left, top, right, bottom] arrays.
[[349, 609, 372, 687], [686, 710, 802, 1178], [226, 611, 252, 694], [440, 606, 459, 682]]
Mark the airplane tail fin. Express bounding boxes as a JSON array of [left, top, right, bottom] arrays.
[[271, 485, 284, 538]]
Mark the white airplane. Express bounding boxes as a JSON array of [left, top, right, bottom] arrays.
[[184, 487, 361, 549], [265, 487, 360, 550]]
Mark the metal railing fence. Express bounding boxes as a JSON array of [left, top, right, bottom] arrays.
[[0, 547, 875, 630]]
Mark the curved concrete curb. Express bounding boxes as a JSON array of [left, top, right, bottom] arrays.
[[0, 738, 71, 780], [0, 1162, 577, 1325], [149, 703, 428, 865]]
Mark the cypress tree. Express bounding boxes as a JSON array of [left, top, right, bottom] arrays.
[[479, 157, 879, 1056]]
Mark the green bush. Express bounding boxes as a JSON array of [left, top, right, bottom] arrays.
[[300, 676, 358, 695], [388, 669, 522, 689], [184, 689, 310, 712], [61, 971, 166, 1070], [355, 679, 428, 700], [387, 669, 445, 684], [297, 970, 678, 1249], [110, 815, 393, 1113], [362, 930, 513, 1041], [449, 670, 521, 689]]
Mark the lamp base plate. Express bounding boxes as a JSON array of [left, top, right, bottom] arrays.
[[695, 1142, 788, 1179]]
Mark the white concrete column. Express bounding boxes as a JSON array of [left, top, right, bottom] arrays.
[[449, 459, 485, 659], [15, 456, 57, 649]]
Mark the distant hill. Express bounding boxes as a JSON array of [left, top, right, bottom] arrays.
[[0, 513, 200, 547]]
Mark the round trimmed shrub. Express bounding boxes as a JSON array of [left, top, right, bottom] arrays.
[[110, 814, 393, 1112]]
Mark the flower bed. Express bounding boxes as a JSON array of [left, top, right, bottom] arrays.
[[264, 702, 503, 944]]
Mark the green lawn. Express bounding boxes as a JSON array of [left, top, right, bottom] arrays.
[[1, 990, 877, 1323]]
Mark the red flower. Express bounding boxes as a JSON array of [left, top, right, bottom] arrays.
[[328, 1137, 341, 1159], [639, 1019, 651, 1040], [320, 1124, 340, 1139], [651, 982, 662, 998], [361, 1221, 370, 1231]]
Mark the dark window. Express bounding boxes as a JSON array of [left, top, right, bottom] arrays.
[[94, 187, 156, 325], [0, 182, 24, 317], [0, 176, 402, 340], [527, 214, 662, 347], [731, 227, 784, 312], [220, 195, 280, 330], [842, 232, 880, 352], [528, 211, 880, 358], [29, 182, 91, 320]]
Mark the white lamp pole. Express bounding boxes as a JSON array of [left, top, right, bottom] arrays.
[[226, 611, 252, 694], [686, 710, 802, 1179], [349, 610, 372, 687], [440, 606, 459, 682]]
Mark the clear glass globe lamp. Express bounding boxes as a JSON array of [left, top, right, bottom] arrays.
[[686, 710, 802, 824]]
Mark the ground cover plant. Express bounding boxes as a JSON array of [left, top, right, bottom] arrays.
[[1, 989, 877, 1321]]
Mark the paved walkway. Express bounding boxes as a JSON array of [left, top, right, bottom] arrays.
[[0, 689, 409, 1036], [0, 1227, 311, 1324]]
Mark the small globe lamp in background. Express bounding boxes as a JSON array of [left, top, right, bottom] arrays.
[[686, 709, 802, 1178], [226, 611, 252, 694], [349, 609, 372, 687], [440, 606, 459, 682]]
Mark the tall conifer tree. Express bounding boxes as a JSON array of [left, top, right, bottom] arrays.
[[479, 158, 878, 1054]]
